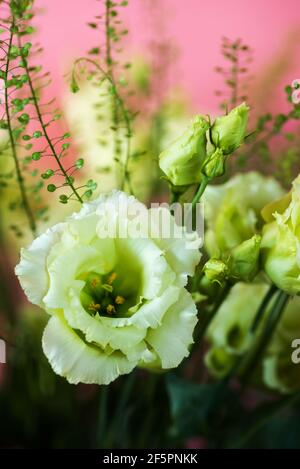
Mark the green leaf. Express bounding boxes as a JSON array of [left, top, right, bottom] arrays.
[[18, 113, 30, 124], [86, 179, 97, 191], [59, 195, 68, 204], [47, 184, 56, 192], [75, 158, 84, 169], [166, 375, 226, 439], [32, 152, 42, 161]]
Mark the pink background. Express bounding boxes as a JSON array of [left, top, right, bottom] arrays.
[[36, 0, 300, 114]]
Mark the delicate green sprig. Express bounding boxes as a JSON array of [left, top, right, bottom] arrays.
[[76, 0, 134, 193], [4, 1, 98, 206], [0, 2, 37, 237], [215, 37, 252, 110], [236, 85, 300, 179]]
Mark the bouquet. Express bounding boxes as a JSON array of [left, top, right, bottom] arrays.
[[1, 0, 300, 449]]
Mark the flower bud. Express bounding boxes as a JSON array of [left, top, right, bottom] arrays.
[[261, 174, 300, 295], [229, 234, 261, 282], [202, 148, 226, 179], [203, 258, 228, 286], [211, 103, 249, 155], [158, 115, 209, 186]]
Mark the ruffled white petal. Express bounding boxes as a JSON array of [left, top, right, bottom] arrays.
[[146, 289, 197, 369], [15, 223, 64, 306], [64, 287, 147, 352], [42, 315, 136, 385], [149, 207, 201, 286]]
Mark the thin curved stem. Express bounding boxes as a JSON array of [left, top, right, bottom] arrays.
[[191, 176, 209, 210], [73, 57, 133, 194], [4, 21, 37, 236], [17, 36, 83, 203]]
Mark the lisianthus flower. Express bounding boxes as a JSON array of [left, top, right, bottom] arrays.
[[15, 191, 201, 385], [205, 283, 269, 377], [261, 174, 300, 295], [205, 280, 300, 393], [203, 172, 284, 257], [263, 294, 300, 393]]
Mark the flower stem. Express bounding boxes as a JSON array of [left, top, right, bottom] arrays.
[[4, 22, 37, 237], [73, 57, 133, 194], [191, 176, 209, 210], [240, 289, 289, 386], [17, 35, 83, 204]]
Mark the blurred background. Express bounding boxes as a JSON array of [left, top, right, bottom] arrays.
[[1, 0, 300, 449]]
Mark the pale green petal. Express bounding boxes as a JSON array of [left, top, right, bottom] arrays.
[[44, 244, 114, 309], [42, 315, 136, 385], [146, 289, 197, 369], [15, 223, 64, 306], [115, 237, 175, 299], [203, 172, 284, 255], [129, 285, 180, 328], [206, 283, 268, 355], [149, 207, 201, 286], [204, 346, 236, 378], [64, 286, 147, 352]]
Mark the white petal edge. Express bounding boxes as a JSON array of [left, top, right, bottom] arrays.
[[42, 314, 136, 385], [15, 223, 64, 306], [146, 289, 198, 369]]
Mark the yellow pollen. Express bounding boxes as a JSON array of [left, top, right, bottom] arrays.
[[88, 302, 101, 312], [108, 272, 117, 285], [91, 278, 100, 288], [115, 295, 125, 305], [107, 304, 116, 315]]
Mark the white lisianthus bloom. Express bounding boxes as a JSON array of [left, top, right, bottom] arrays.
[[15, 192, 201, 385]]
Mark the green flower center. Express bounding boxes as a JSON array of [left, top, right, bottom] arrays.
[[79, 271, 134, 318]]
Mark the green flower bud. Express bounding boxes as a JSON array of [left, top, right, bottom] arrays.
[[261, 174, 300, 295], [203, 258, 228, 286], [229, 234, 261, 282], [202, 148, 226, 179], [211, 103, 250, 155], [159, 115, 209, 186]]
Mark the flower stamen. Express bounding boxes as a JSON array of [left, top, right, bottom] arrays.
[[115, 295, 125, 305], [88, 302, 101, 313], [107, 304, 116, 315], [107, 272, 117, 285]]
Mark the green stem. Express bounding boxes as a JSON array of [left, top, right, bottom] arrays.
[[97, 385, 108, 449], [250, 284, 278, 333], [231, 48, 238, 107], [18, 35, 83, 204], [106, 371, 136, 448], [191, 176, 209, 210], [105, 0, 113, 77], [232, 390, 300, 449], [194, 282, 231, 344], [73, 58, 132, 194], [4, 23, 37, 237], [239, 290, 289, 386]]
